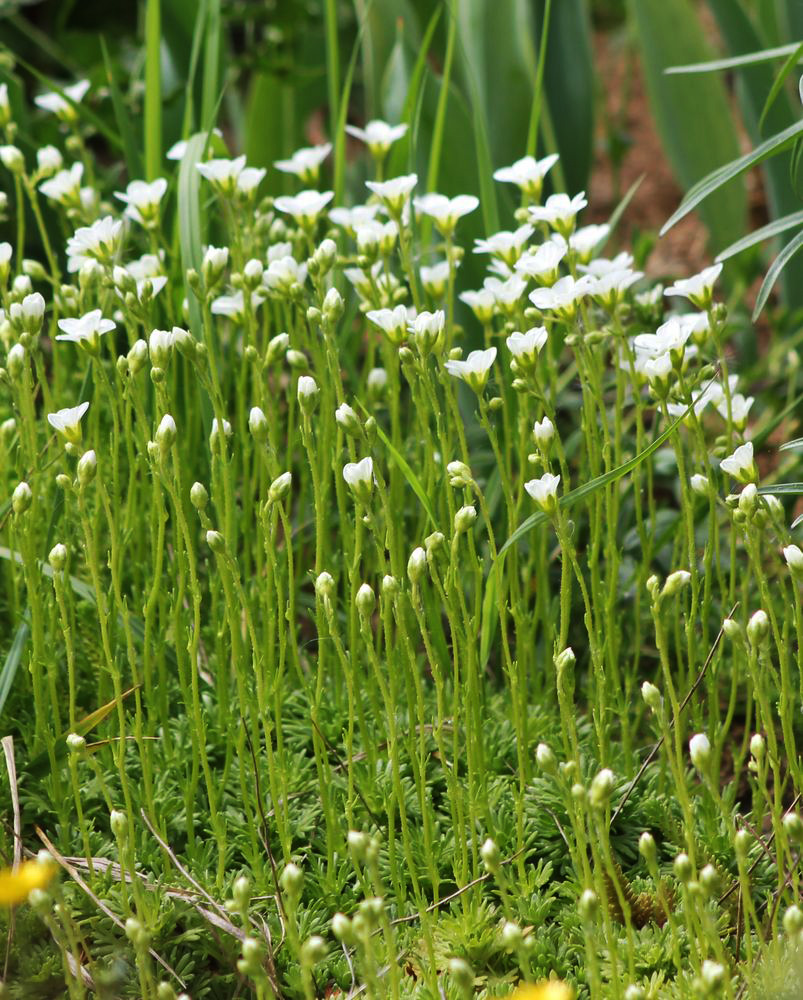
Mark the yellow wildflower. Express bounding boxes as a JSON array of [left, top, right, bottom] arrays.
[[512, 982, 575, 1000], [0, 859, 57, 905]]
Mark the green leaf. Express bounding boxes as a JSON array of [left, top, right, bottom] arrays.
[[759, 41, 803, 132], [333, 18, 367, 206], [631, 0, 747, 248], [0, 619, 29, 722], [665, 42, 802, 73], [780, 437, 803, 451], [752, 227, 803, 318], [715, 208, 803, 262], [479, 560, 498, 670], [660, 118, 803, 236], [758, 483, 803, 494]]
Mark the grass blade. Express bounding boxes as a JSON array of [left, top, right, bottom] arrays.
[[0, 619, 29, 721], [144, 0, 162, 179], [758, 483, 803, 494], [665, 42, 802, 74], [660, 118, 803, 236], [100, 37, 143, 180], [752, 227, 803, 319], [780, 437, 803, 452], [715, 208, 803, 262], [759, 41, 803, 132]]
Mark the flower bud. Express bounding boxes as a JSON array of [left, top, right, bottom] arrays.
[[532, 416, 554, 449], [673, 852, 692, 883], [783, 544, 803, 579], [66, 732, 86, 753], [301, 935, 326, 964], [110, 809, 128, 840], [7, 343, 25, 379], [690, 473, 709, 496], [315, 571, 335, 600], [784, 904, 803, 936], [500, 921, 522, 949], [749, 733, 765, 761], [578, 888, 598, 920], [11, 481, 32, 514], [589, 768, 615, 808], [641, 681, 662, 712], [661, 570, 691, 599], [156, 414, 177, 452], [699, 863, 720, 898], [355, 583, 375, 617], [448, 957, 474, 992], [280, 862, 303, 898], [248, 406, 269, 443], [746, 609, 769, 647], [206, 530, 225, 553], [331, 912, 354, 943], [407, 546, 427, 585], [190, 481, 209, 510], [0, 145, 24, 174], [297, 375, 319, 413], [335, 402, 361, 437], [322, 287, 344, 324], [689, 733, 711, 772], [77, 450, 97, 487], [381, 574, 399, 599], [784, 812, 803, 845], [734, 828, 751, 858], [638, 832, 656, 864], [48, 543, 67, 572], [536, 742, 557, 775], [269, 472, 292, 503], [480, 838, 501, 872], [454, 505, 477, 534]]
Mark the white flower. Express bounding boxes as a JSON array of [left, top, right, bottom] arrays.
[[420, 260, 452, 296], [329, 203, 381, 233], [346, 120, 408, 156], [237, 167, 266, 194], [444, 347, 497, 393], [274, 143, 332, 180], [273, 189, 334, 226], [492, 153, 559, 198], [715, 392, 754, 429], [36, 145, 63, 174], [589, 268, 643, 310], [473, 224, 533, 266], [0, 146, 23, 173], [114, 178, 168, 226], [665, 263, 722, 308], [569, 224, 610, 261], [532, 416, 554, 448], [413, 193, 479, 233], [783, 544, 803, 574], [355, 218, 397, 255], [47, 402, 89, 443], [66, 216, 123, 272], [506, 327, 547, 369], [514, 240, 567, 284], [720, 441, 756, 483], [689, 733, 711, 770], [34, 79, 90, 119], [483, 275, 528, 313], [459, 288, 496, 324], [581, 251, 635, 277], [366, 305, 408, 345], [634, 316, 694, 361], [643, 353, 672, 385], [56, 309, 116, 349], [211, 289, 264, 320], [529, 191, 588, 234], [39, 162, 83, 205], [166, 127, 223, 161], [524, 473, 560, 513], [365, 174, 418, 213], [196, 155, 247, 193], [666, 382, 719, 420], [529, 274, 594, 318], [408, 309, 444, 354], [367, 367, 387, 392], [343, 457, 374, 501], [263, 255, 308, 292], [297, 375, 318, 399]]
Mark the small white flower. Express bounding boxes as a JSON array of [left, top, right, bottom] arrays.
[[783, 544, 803, 574], [263, 255, 308, 293], [532, 416, 555, 448], [346, 120, 408, 157], [473, 224, 533, 266], [114, 178, 168, 226], [720, 441, 756, 483], [634, 315, 694, 361], [297, 375, 319, 400], [355, 218, 397, 255], [210, 289, 264, 320], [529, 274, 594, 319], [65, 216, 123, 272], [56, 309, 116, 349], [569, 224, 610, 261], [665, 263, 723, 309], [166, 128, 223, 162], [413, 193, 479, 233], [690, 473, 709, 496], [36, 143, 64, 174], [420, 260, 453, 296], [273, 189, 334, 226], [506, 327, 547, 369], [589, 268, 643, 310], [237, 167, 266, 194], [47, 402, 89, 443], [529, 191, 588, 234], [444, 347, 497, 393], [458, 288, 496, 324], [196, 155, 247, 193], [715, 392, 754, 429], [408, 309, 444, 354], [329, 203, 381, 233], [524, 473, 560, 513], [515, 240, 567, 284], [367, 367, 387, 392], [365, 174, 418, 214], [366, 305, 409, 345], [581, 251, 635, 277], [39, 162, 84, 206], [483, 275, 528, 314], [9, 292, 46, 333], [492, 153, 559, 198], [34, 79, 90, 119], [689, 733, 711, 771], [343, 457, 374, 502], [274, 143, 332, 181], [643, 352, 672, 385]]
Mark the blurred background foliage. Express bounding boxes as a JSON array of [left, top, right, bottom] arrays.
[[0, 0, 802, 313]]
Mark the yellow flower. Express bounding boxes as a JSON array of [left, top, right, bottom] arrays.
[[0, 859, 57, 905], [512, 982, 575, 1000]]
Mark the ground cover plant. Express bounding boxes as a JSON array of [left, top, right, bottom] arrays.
[[2, 4, 803, 1000]]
